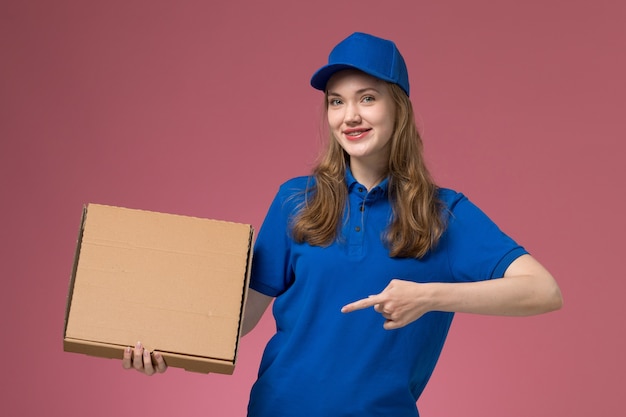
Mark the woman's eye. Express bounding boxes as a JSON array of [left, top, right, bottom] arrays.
[[329, 99, 342, 106], [362, 96, 375, 103]]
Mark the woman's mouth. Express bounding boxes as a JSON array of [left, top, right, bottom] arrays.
[[343, 128, 371, 141]]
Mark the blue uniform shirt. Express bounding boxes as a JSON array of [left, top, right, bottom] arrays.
[[248, 172, 527, 417]]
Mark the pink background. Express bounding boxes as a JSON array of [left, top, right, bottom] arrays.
[[2, 0, 624, 415]]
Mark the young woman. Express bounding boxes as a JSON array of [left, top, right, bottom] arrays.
[[124, 32, 562, 417]]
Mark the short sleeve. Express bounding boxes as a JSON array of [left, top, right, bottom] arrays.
[[440, 191, 528, 282], [249, 178, 307, 297]]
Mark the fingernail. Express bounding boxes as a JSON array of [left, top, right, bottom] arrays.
[[125, 346, 131, 353]]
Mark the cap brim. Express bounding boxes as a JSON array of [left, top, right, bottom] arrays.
[[310, 63, 398, 92], [310, 64, 356, 91]]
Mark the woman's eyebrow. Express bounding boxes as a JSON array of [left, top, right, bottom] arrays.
[[327, 87, 381, 97]]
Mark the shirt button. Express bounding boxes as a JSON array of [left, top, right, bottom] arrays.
[[358, 187, 364, 193], [355, 226, 361, 232], [359, 204, 365, 212]]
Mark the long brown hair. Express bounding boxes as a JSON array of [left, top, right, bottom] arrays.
[[291, 82, 445, 258]]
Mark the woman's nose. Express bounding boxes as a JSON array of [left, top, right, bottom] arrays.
[[344, 105, 362, 124]]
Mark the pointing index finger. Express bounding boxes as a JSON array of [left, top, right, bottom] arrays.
[[341, 294, 381, 313]]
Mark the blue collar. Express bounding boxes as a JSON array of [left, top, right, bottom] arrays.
[[345, 167, 389, 198]]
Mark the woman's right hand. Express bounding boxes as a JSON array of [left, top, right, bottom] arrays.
[[122, 342, 168, 376]]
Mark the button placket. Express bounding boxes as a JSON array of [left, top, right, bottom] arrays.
[[347, 186, 367, 256]]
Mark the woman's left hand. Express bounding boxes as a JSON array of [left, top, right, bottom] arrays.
[[341, 279, 432, 330]]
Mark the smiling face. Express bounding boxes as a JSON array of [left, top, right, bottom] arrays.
[[326, 69, 396, 179]]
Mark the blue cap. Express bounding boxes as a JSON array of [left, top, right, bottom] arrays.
[[310, 32, 410, 96]]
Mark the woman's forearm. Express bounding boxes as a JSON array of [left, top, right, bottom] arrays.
[[430, 254, 563, 316]]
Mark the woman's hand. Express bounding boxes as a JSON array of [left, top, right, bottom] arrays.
[[341, 279, 433, 330], [122, 342, 168, 376]]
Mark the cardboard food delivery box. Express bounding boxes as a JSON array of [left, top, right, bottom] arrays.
[[63, 203, 254, 374]]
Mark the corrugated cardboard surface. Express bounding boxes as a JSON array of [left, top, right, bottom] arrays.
[[64, 204, 253, 374]]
